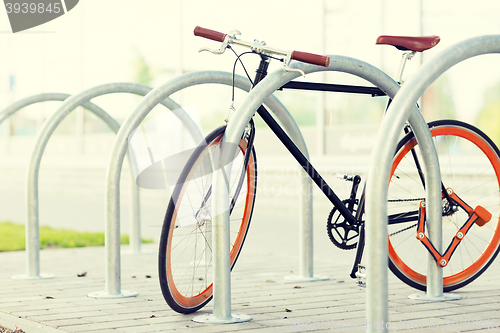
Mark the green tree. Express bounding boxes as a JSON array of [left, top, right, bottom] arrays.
[[421, 74, 457, 121], [476, 82, 500, 147], [133, 54, 154, 86]]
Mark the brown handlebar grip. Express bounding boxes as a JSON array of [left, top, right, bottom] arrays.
[[194, 26, 227, 43], [291, 51, 330, 67]]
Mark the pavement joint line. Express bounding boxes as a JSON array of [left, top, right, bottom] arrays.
[[0, 311, 66, 333]]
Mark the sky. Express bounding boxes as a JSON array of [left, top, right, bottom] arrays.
[[0, 0, 500, 128]]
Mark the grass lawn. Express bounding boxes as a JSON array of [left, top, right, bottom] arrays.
[[0, 221, 153, 252]]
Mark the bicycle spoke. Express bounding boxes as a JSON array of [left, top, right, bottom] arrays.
[[159, 128, 256, 313], [388, 121, 500, 292]]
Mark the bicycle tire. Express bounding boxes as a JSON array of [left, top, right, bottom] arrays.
[[158, 125, 257, 313], [388, 120, 500, 291]]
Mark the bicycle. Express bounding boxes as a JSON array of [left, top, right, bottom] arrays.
[[158, 27, 500, 313]]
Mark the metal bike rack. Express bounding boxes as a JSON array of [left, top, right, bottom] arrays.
[[100, 71, 312, 302], [366, 35, 500, 332], [206, 55, 410, 323], [0, 93, 128, 280], [207, 54, 465, 325], [0, 93, 89, 124], [7, 84, 199, 287]]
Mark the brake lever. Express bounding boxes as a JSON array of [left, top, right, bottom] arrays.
[[282, 56, 305, 77], [198, 29, 241, 55], [199, 39, 229, 54]]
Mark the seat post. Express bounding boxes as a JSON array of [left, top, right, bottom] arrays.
[[395, 51, 416, 83]]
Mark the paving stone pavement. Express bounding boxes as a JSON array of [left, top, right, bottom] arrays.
[[0, 211, 499, 333], [1, 146, 499, 332]]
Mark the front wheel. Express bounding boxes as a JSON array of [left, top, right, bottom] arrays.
[[158, 126, 257, 313], [388, 120, 500, 291]]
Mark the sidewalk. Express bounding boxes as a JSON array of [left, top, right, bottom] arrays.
[[1, 135, 500, 332], [1, 210, 500, 332]]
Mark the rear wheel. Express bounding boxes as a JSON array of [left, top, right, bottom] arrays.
[[388, 120, 500, 291], [158, 126, 257, 313]]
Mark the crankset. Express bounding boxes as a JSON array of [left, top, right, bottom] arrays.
[[326, 199, 360, 250], [327, 174, 362, 250]]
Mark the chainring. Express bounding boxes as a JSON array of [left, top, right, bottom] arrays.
[[327, 199, 360, 250]]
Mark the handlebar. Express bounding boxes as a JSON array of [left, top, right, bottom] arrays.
[[194, 26, 330, 68], [194, 26, 227, 43], [291, 51, 330, 67]]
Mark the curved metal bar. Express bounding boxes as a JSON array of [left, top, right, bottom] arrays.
[[0, 93, 140, 280], [366, 35, 500, 331], [100, 71, 309, 297], [25, 83, 197, 285], [1, 93, 68, 124], [211, 55, 434, 324], [0, 93, 113, 157]]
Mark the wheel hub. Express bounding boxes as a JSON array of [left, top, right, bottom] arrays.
[[195, 206, 211, 227]]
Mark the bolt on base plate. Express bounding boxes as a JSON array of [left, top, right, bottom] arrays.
[[408, 293, 462, 301], [122, 250, 155, 255], [284, 274, 329, 282], [88, 290, 139, 298], [11, 273, 55, 280], [192, 313, 252, 324]]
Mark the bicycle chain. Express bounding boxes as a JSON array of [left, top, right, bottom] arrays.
[[387, 198, 422, 236], [388, 198, 424, 202], [389, 223, 418, 236]]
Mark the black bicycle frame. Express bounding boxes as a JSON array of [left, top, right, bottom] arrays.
[[280, 81, 385, 97], [246, 55, 460, 279], [257, 103, 357, 222], [250, 56, 387, 223], [245, 55, 444, 278]]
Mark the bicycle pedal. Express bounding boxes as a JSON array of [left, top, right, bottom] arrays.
[[355, 263, 366, 288], [336, 173, 354, 182]]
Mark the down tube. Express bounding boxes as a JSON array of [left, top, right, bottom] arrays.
[[256, 105, 355, 223]]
